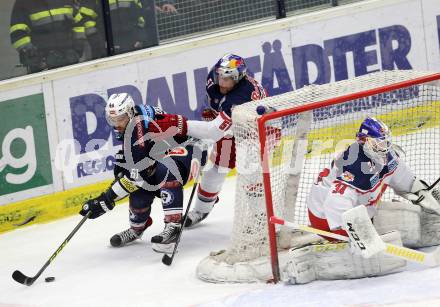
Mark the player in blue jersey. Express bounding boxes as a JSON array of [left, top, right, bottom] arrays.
[[283, 116, 440, 284], [147, 54, 268, 227], [79, 93, 206, 253]]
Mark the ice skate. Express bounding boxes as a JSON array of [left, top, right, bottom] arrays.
[[110, 217, 153, 247], [151, 222, 181, 254], [184, 210, 210, 228]]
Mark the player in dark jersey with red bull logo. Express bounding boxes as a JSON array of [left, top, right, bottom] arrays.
[[147, 54, 268, 226]]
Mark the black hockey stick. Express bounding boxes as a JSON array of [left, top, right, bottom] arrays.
[[162, 175, 200, 266], [428, 176, 440, 191], [12, 211, 91, 286]]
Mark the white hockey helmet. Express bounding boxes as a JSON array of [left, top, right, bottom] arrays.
[[105, 93, 136, 127]]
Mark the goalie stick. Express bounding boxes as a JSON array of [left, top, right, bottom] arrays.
[[12, 211, 91, 286], [270, 212, 440, 267], [162, 161, 201, 266]]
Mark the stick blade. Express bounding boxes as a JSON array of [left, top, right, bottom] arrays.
[[12, 270, 33, 286], [162, 254, 173, 266]]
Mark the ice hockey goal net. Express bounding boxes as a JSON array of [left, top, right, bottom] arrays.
[[196, 70, 440, 283]]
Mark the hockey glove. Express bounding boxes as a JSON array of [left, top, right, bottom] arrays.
[[201, 108, 218, 121], [403, 178, 440, 215], [148, 114, 187, 137], [80, 192, 115, 219]]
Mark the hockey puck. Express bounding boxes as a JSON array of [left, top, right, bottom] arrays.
[[45, 277, 55, 282], [256, 105, 266, 115]]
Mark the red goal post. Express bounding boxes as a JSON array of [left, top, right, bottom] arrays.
[[197, 70, 440, 284]]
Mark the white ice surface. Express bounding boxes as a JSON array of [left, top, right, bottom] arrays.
[[1, 178, 440, 307]]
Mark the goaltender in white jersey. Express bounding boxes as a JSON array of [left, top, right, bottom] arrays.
[[284, 117, 440, 284]]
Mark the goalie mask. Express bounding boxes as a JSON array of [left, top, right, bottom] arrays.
[[357, 117, 392, 163], [213, 54, 247, 84]]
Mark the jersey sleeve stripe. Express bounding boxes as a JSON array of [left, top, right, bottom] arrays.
[[219, 111, 232, 130]]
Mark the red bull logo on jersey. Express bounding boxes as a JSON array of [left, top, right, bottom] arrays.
[[341, 171, 355, 182]]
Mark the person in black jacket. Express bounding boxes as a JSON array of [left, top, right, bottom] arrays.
[[107, 0, 150, 54], [10, 0, 85, 73], [77, 0, 161, 56]]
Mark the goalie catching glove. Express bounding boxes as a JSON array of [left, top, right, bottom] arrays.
[[402, 178, 440, 215]]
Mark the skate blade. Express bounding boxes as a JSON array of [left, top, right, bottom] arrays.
[[152, 242, 175, 254]]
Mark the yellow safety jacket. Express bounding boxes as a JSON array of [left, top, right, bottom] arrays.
[[9, 0, 82, 51], [107, 0, 147, 51], [74, 0, 99, 38]]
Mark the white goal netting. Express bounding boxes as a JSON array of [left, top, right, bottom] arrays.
[[197, 70, 440, 283]]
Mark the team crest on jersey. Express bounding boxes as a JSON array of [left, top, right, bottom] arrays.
[[160, 189, 174, 205], [341, 171, 355, 182]]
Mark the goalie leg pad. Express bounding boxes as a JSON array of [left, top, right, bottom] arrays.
[[374, 201, 422, 247], [420, 210, 440, 247], [196, 230, 325, 283], [282, 230, 406, 284], [374, 201, 440, 247], [196, 248, 296, 283]]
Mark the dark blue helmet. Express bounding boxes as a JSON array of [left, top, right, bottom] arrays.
[[357, 117, 392, 160], [357, 117, 390, 139]]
